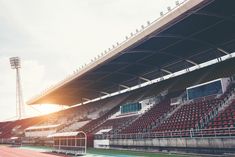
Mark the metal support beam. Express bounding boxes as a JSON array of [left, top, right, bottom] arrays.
[[192, 11, 235, 22], [139, 76, 150, 82], [100, 91, 109, 95], [119, 84, 129, 89], [185, 59, 198, 66], [161, 69, 172, 74], [124, 50, 155, 54], [217, 48, 230, 55], [82, 98, 90, 101]]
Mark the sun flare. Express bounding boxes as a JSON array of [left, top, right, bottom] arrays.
[[30, 104, 67, 115]]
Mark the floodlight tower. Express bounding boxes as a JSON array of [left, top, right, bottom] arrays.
[[10, 57, 25, 119]]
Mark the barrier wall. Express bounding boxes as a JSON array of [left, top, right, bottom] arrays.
[[110, 137, 235, 150]]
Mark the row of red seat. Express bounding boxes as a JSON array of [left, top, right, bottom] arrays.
[[120, 100, 172, 134], [207, 100, 235, 129], [0, 117, 44, 138], [152, 98, 220, 132], [91, 84, 234, 136], [78, 105, 120, 133], [93, 115, 138, 134]]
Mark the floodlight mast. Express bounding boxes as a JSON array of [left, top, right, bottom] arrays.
[[9, 57, 25, 120]]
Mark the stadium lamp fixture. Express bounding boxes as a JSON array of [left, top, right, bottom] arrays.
[[10, 57, 21, 69]]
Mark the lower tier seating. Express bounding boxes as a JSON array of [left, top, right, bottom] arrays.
[[94, 115, 138, 133], [120, 100, 172, 134], [152, 99, 221, 132], [207, 100, 235, 128], [78, 105, 120, 133], [0, 117, 43, 138]]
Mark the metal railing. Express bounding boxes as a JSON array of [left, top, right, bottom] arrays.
[[95, 127, 235, 140], [195, 85, 235, 130]]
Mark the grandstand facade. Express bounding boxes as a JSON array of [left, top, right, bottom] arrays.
[[1, 0, 235, 155]]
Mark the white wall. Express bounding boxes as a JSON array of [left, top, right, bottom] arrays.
[[221, 78, 231, 93], [94, 139, 110, 148]]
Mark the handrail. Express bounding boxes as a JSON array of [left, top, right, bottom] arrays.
[[95, 127, 235, 140]]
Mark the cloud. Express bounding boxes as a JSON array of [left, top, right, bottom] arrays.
[[0, 0, 176, 120]]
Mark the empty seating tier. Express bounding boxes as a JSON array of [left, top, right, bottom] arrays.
[[94, 115, 138, 134], [152, 99, 221, 132], [207, 100, 235, 129]]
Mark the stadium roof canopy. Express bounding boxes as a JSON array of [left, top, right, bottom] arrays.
[[28, 0, 235, 106]]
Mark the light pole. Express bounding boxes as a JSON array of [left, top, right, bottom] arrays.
[[10, 57, 25, 119]]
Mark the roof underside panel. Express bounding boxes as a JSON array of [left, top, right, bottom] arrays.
[[29, 0, 235, 105]]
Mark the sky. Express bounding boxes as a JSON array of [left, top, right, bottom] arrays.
[[0, 0, 178, 121]]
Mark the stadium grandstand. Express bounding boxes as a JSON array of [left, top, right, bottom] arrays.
[[1, 0, 235, 156]]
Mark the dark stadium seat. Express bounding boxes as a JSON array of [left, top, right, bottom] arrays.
[[152, 98, 221, 132], [118, 91, 183, 134], [0, 117, 43, 138], [120, 100, 172, 134], [93, 115, 138, 134], [78, 105, 121, 133], [152, 84, 235, 133], [206, 100, 235, 129]]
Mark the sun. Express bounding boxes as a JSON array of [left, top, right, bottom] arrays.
[[28, 104, 67, 115]]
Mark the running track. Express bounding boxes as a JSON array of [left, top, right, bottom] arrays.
[[0, 146, 69, 157]]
